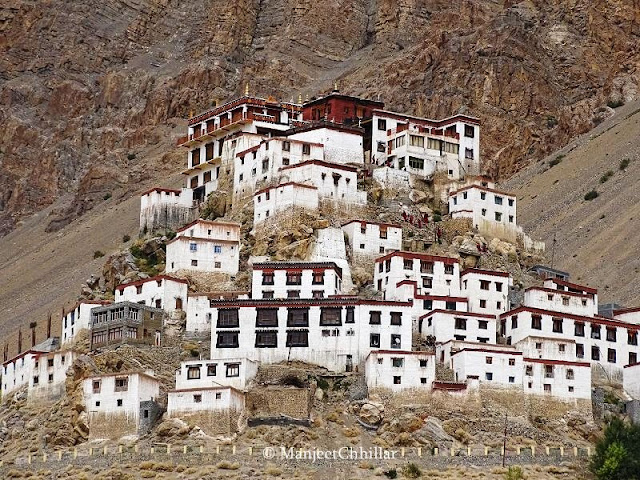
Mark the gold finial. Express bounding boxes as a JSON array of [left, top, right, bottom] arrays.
[[244, 83, 249, 96], [305, 94, 309, 101], [334, 81, 338, 91], [298, 93, 303, 104], [189, 110, 194, 117]]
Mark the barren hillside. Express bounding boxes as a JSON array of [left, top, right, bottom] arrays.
[[505, 100, 640, 306]]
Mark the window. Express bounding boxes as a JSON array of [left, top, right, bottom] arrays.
[[608, 348, 617, 363], [262, 272, 274, 285], [369, 311, 381, 325], [495, 212, 502, 222], [256, 308, 278, 327], [193, 394, 202, 403], [552, 318, 563, 333], [191, 259, 198, 267], [531, 315, 542, 330], [562, 297, 569, 306], [575, 322, 585, 337], [486, 356, 493, 364], [494, 196, 503, 205], [419, 359, 428, 368], [511, 316, 518, 329], [33, 376, 39, 385], [282, 157, 290, 166], [403, 259, 412, 270], [378, 119, 387, 131], [370, 333, 380, 348], [423, 300, 433, 310], [393, 376, 401, 385], [420, 261, 434, 274], [485, 372, 493, 381], [630, 352, 638, 365], [576, 344, 584, 358], [286, 271, 302, 285], [320, 307, 342, 326], [606, 327, 617, 342], [508, 358, 516, 366], [544, 384, 551, 393], [525, 365, 533, 376], [391, 334, 401, 349], [287, 308, 309, 327], [559, 344, 566, 352], [117, 399, 123, 407], [187, 366, 201, 379], [478, 337, 489, 343], [544, 365, 554, 378], [480, 280, 490, 290], [410, 135, 424, 148], [395, 136, 405, 148], [345, 307, 355, 324], [455, 318, 467, 330], [360, 244, 366, 250], [217, 309, 239, 328], [189, 242, 197, 252], [444, 265, 454, 275], [255, 330, 277, 348], [479, 300, 487, 309], [508, 199, 514, 207], [392, 358, 404, 368], [508, 215, 514, 223], [390, 312, 402, 326], [283, 141, 290, 152], [591, 325, 601, 339], [445, 301, 456, 311], [420, 378, 427, 384], [408, 157, 424, 169], [478, 320, 488, 330], [312, 271, 324, 284], [379, 228, 388, 239], [215, 393, 222, 400], [287, 290, 300, 298], [207, 364, 217, 376], [481, 208, 487, 216], [214, 245, 222, 253], [592, 346, 600, 361], [480, 192, 486, 200], [566, 369, 574, 380], [225, 363, 240, 377], [216, 331, 239, 348], [495, 282, 503, 292], [286, 330, 309, 347], [263, 291, 274, 299], [302, 144, 310, 155], [464, 125, 474, 138], [93, 380, 101, 394], [422, 277, 433, 289], [629, 331, 638, 345], [115, 377, 128, 392]]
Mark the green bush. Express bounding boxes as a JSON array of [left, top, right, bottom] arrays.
[[122, 234, 131, 243], [584, 190, 599, 201], [607, 99, 625, 109], [600, 170, 614, 183], [103, 192, 112, 200], [591, 417, 640, 479], [505, 466, 525, 480], [93, 250, 105, 259], [127, 152, 136, 160], [620, 158, 630, 170], [549, 155, 564, 167], [401, 463, 421, 478], [383, 469, 398, 479], [546, 115, 558, 128], [433, 214, 442, 222]]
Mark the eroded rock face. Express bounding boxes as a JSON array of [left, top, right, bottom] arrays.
[[1, 0, 639, 236]]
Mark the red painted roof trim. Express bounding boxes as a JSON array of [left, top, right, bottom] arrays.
[[375, 250, 458, 265], [141, 187, 181, 196], [548, 278, 597, 295], [461, 268, 510, 278], [449, 184, 515, 198], [420, 309, 496, 320], [523, 357, 591, 367], [279, 159, 358, 173], [500, 306, 636, 330], [254, 181, 318, 197], [452, 348, 522, 357], [116, 274, 189, 290]]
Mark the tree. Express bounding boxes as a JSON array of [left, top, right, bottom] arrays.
[[591, 417, 640, 480]]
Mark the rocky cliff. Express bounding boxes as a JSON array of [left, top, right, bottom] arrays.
[[1, 0, 639, 235]]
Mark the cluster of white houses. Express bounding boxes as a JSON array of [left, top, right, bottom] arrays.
[[2, 91, 639, 440]]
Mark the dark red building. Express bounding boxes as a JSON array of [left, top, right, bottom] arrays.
[[302, 92, 384, 126]]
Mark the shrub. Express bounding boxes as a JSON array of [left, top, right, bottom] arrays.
[[401, 463, 422, 478], [93, 250, 105, 259], [600, 170, 614, 183], [216, 461, 239, 470], [122, 234, 131, 243], [505, 466, 525, 480], [607, 99, 625, 108], [591, 417, 640, 479], [620, 158, 631, 170], [166, 230, 177, 240], [433, 214, 442, 222], [546, 115, 558, 128], [549, 155, 564, 167], [316, 376, 329, 391], [603, 390, 620, 405], [127, 152, 136, 160], [103, 192, 112, 200], [384, 469, 398, 479], [584, 190, 599, 201]]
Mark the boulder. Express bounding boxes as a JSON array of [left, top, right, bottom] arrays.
[[414, 417, 455, 446], [359, 401, 384, 425], [409, 189, 428, 204]]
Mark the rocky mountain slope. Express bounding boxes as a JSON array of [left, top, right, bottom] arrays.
[[505, 100, 640, 307], [2, 0, 639, 236]]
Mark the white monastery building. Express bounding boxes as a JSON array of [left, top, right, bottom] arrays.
[[461, 268, 512, 315], [365, 350, 436, 392], [449, 184, 516, 228], [250, 261, 343, 300], [166, 219, 240, 274], [61, 300, 112, 345], [341, 220, 403, 256], [115, 275, 189, 313], [28, 350, 76, 402], [253, 182, 318, 225], [450, 346, 523, 387], [420, 309, 498, 344], [623, 361, 640, 399]]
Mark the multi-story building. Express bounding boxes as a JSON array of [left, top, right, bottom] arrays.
[[522, 358, 591, 400], [514, 336, 578, 362], [61, 300, 112, 345], [460, 268, 512, 315], [624, 361, 640, 399], [207, 298, 413, 373], [166, 219, 241, 274], [341, 220, 403, 257], [28, 350, 76, 402], [115, 275, 189, 313], [449, 184, 517, 228], [185, 291, 250, 334], [365, 350, 436, 392], [83, 371, 161, 439], [89, 302, 164, 350], [450, 346, 523, 387], [173, 357, 257, 392], [253, 182, 318, 225], [250, 262, 343, 300], [370, 110, 480, 180], [2, 348, 48, 397]]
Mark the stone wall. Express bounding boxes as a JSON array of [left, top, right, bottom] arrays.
[[88, 411, 138, 440], [140, 204, 196, 235], [139, 400, 163, 435], [246, 386, 312, 420], [171, 409, 242, 436]]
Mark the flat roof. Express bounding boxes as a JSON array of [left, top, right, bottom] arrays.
[[117, 274, 189, 290], [375, 250, 458, 265], [372, 108, 480, 126]]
